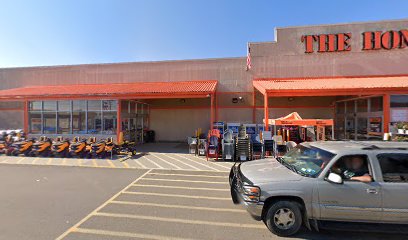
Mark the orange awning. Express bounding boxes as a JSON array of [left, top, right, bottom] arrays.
[[0, 80, 217, 100], [253, 76, 408, 96], [265, 112, 333, 126]]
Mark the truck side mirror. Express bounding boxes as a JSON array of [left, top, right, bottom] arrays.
[[326, 173, 343, 184]]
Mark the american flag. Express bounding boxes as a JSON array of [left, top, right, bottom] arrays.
[[246, 43, 251, 71]]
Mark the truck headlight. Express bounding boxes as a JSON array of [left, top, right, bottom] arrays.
[[242, 185, 260, 202]]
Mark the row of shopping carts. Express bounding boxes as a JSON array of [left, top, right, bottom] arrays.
[[187, 127, 287, 161]]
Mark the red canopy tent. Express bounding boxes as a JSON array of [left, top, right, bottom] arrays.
[[264, 112, 334, 141]]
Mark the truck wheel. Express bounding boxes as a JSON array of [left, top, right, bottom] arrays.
[[264, 201, 303, 237]]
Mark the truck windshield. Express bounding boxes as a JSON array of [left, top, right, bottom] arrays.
[[279, 145, 335, 177]]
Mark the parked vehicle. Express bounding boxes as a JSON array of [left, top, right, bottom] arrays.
[[104, 137, 116, 158], [69, 137, 88, 158], [230, 141, 408, 237], [89, 137, 107, 158], [51, 136, 70, 157], [0, 134, 13, 154], [116, 141, 137, 156], [30, 136, 52, 157], [7, 138, 35, 156]]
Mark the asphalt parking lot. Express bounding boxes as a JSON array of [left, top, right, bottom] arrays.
[[0, 161, 406, 240], [0, 164, 147, 240]]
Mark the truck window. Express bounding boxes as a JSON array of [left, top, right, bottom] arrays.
[[377, 153, 408, 183], [330, 155, 372, 181]]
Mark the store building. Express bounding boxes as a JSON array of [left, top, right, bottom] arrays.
[[0, 19, 407, 142]]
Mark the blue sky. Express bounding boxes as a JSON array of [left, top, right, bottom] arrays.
[[0, 0, 407, 68]]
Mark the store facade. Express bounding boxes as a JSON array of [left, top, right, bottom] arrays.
[[0, 19, 407, 142]]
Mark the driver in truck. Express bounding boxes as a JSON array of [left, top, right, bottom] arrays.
[[343, 156, 373, 183]]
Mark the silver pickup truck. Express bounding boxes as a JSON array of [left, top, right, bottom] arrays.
[[229, 141, 408, 237]]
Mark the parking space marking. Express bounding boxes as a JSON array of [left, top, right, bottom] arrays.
[[110, 200, 246, 213], [122, 191, 230, 200], [55, 169, 152, 240], [132, 184, 228, 191], [143, 178, 226, 184], [157, 154, 202, 171], [91, 159, 97, 167], [148, 154, 183, 170], [132, 158, 148, 169], [140, 155, 164, 169], [94, 212, 264, 229], [107, 160, 116, 168], [175, 154, 223, 172], [206, 161, 233, 170], [146, 173, 226, 178], [74, 228, 195, 240], [189, 155, 234, 170], [122, 161, 130, 168]]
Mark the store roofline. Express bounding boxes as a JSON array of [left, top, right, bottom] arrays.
[[0, 56, 246, 71]]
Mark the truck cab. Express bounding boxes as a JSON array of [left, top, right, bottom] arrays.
[[229, 141, 408, 237]]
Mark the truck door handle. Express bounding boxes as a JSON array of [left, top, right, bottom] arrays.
[[366, 189, 378, 194]]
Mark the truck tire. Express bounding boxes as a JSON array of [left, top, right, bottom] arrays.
[[264, 200, 303, 237]]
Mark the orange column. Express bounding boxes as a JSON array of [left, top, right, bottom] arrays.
[[252, 88, 256, 123], [116, 99, 122, 143], [383, 94, 390, 133], [215, 93, 218, 122], [210, 94, 215, 129], [24, 100, 29, 136], [264, 93, 269, 131]]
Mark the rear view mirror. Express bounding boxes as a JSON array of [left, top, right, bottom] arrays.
[[326, 173, 343, 184]]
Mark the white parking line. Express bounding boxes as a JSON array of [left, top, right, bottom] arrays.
[[122, 191, 230, 200], [17, 158, 25, 164], [185, 154, 233, 170], [147, 154, 183, 170], [55, 169, 153, 240], [143, 178, 226, 184], [175, 154, 222, 172], [132, 184, 228, 191], [140, 155, 164, 169], [190, 154, 233, 170], [95, 212, 265, 229], [132, 159, 148, 169], [156, 153, 202, 171], [110, 200, 246, 213], [147, 173, 226, 178], [74, 228, 195, 240]]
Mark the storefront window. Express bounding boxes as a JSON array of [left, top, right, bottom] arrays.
[[346, 101, 355, 114], [87, 111, 102, 134], [357, 117, 368, 140], [391, 95, 408, 108], [28, 100, 119, 135], [73, 100, 87, 111], [57, 112, 71, 134], [336, 102, 345, 114], [29, 112, 42, 134], [102, 100, 117, 111], [88, 100, 101, 111], [58, 101, 71, 111], [72, 112, 86, 134], [102, 112, 117, 134], [43, 101, 57, 111], [370, 97, 383, 112], [357, 99, 368, 113], [43, 112, 56, 134], [29, 101, 42, 111]]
